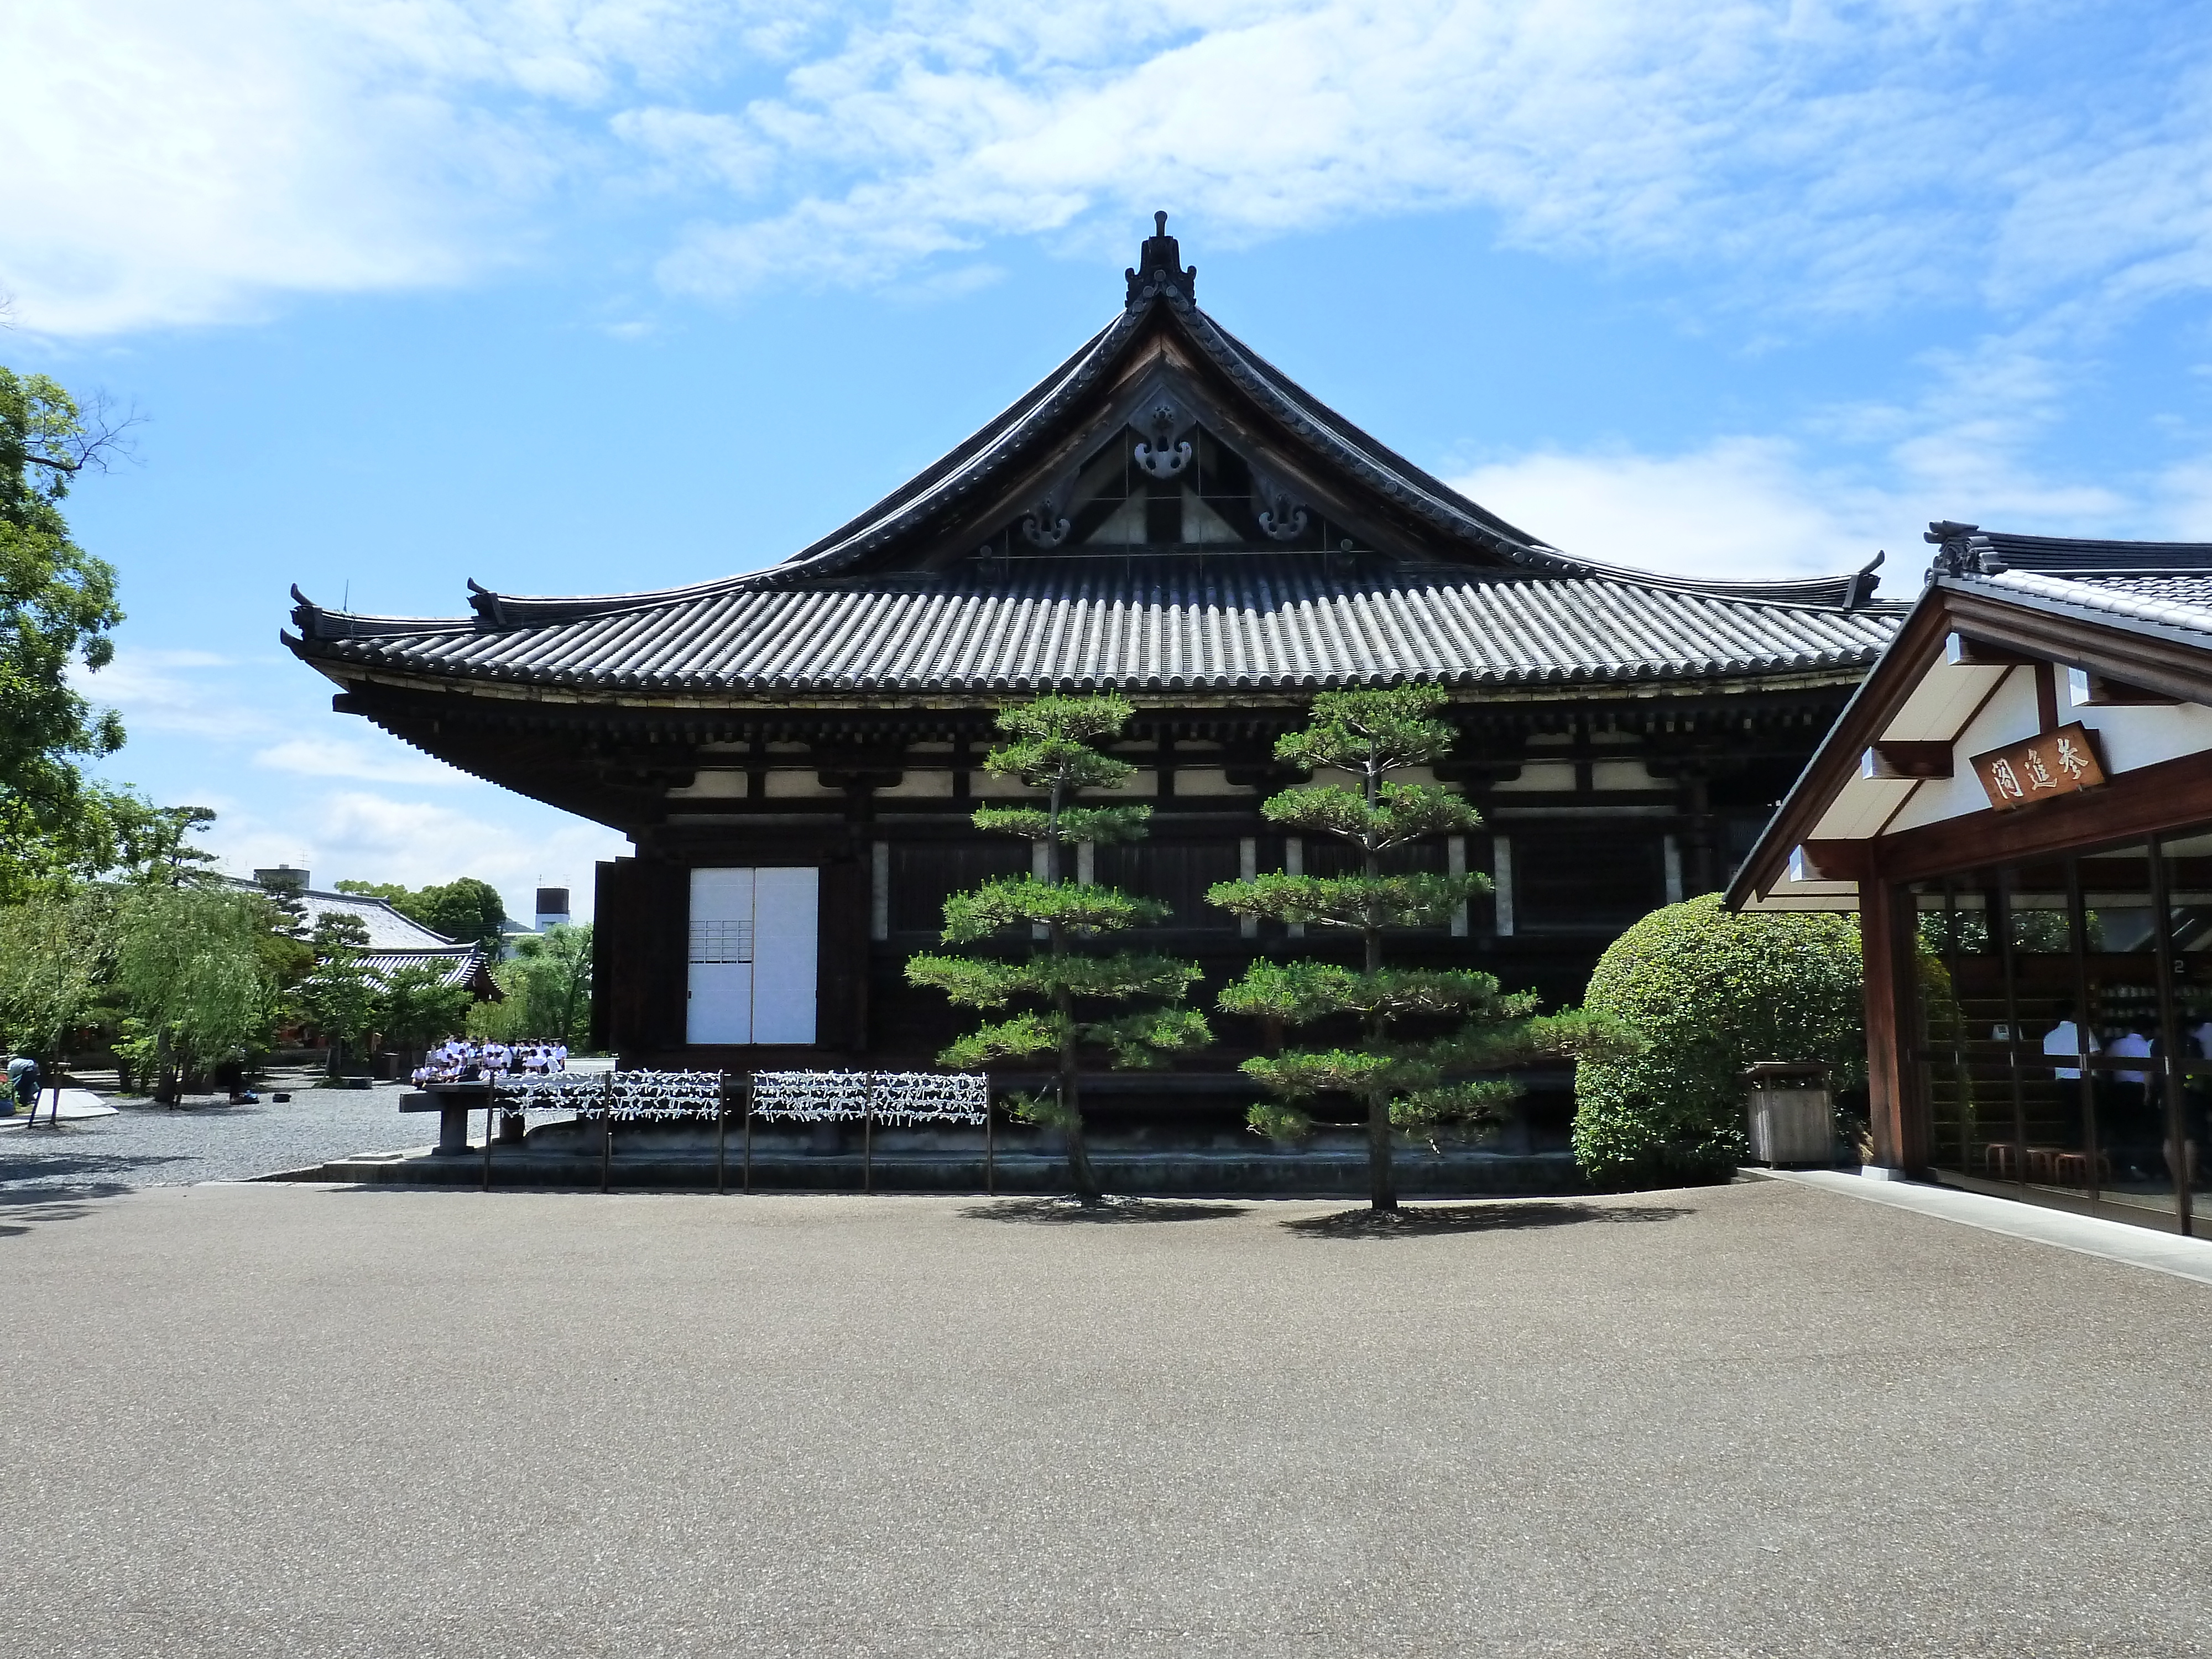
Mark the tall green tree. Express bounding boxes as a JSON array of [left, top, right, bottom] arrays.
[[469, 924, 593, 1044], [112, 885, 277, 1100], [1209, 686, 1633, 1212], [335, 875, 508, 953], [298, 912, 380, 1076], [0, 890, 105, 1103], [906, 695, 1209, 1204], [1, 368, 131, 899], [379, 963, 476, 1051]]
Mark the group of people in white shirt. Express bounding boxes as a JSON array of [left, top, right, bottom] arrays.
[[2041, 1015, 2212, 1084], [2039, 1011, 2212, 1182], [411, 1038, 569, 1087]]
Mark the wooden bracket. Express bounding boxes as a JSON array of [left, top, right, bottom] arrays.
[[1946, 633, 2042, 667], [1861, 741, 1953, 780], [1789, 840, 1870, 882], [2066, 667, 2182, 707]]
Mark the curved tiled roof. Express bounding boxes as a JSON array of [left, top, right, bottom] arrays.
[[289, 228, 1901, 696], [294, 559, 1897, 695]]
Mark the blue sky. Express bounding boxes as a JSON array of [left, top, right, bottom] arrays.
[[6, 0, 2212, 922]]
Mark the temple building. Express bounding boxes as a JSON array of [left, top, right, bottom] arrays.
[[1730, 526, 2212, 1235], [286, 217, 1900, 1149]]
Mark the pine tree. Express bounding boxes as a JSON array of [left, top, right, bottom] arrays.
[[1209, 686, 1630, 1213], [906, 694, 1209, 1204]]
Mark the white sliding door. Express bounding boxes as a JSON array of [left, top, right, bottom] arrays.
[[686, 866, 818, 1046], [750, 867, 818, 1045]]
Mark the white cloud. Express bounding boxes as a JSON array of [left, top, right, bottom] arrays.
[[0, 0, 740, 334], [212, 790, 625, 922], [253, 737, 474, 786], [1454, 437, 1898, 582], [13, 1, 2212, 338], [70, 648, 281, 740]]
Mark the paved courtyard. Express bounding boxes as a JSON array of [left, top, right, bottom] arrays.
[[3, 1178, 2209, 1658], [0, 1081, 431, 1193]]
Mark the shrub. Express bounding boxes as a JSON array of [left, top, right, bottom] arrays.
[[1572, 894, 1864, 1187]]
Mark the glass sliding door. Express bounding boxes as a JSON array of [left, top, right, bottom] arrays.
[[1914, 827, 2211, 1235]]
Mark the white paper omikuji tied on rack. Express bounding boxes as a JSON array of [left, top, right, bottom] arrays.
[[497, 1071, 726, 1121], [751, 1071, 987, 1126], [869, 1072, 988, 1126], [496, 1074, 601, 1114]]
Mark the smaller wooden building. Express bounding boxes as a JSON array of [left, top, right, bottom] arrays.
[[1729, 525, 2212, 1235]]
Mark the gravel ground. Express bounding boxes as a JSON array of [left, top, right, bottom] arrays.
[[3, 1178, 2210, 1658], [0, 1077, 428, 1192]]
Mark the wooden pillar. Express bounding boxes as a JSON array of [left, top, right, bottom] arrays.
[[1861, 873, 1928, 1175]]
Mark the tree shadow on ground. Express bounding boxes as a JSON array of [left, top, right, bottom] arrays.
[[960, 1196, 1250, 1225], [0, 1183, 134, 1236], [1283, 1201, 1693, 1238], [0, 1147, 195, 1189]]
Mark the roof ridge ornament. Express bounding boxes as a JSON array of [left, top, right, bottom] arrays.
[[1924, 520, 2004, 576], [1125, 210, 1197, 307]]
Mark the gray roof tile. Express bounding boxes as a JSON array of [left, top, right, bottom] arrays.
[[298, 559, 1897, 694]]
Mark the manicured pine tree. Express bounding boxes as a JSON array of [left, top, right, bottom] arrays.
[[906, 694, 1210, 1205], [1209, 685, 1631, 1212]]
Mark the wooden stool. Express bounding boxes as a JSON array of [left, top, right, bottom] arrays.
[[1984, 1142, 2017, 1180], [2051, 1151, 2111, 1188], [2026, 1146, 2065, 1184]]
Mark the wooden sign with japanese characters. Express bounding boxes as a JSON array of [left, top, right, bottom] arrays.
[[1970, 722, 2107, 811]]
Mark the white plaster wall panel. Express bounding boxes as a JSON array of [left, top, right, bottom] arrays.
[[763, 770, 842, 799], [1808, 778, 1914, 841], [1494, 762, 1577, 792], [1879, 661, 2005, 743], [2059, 680, 2212, 773], [1592, 759, 1656, 791], [1173, 769, 1254, 796], [877, 771, 956, 799], [666, 769, 748, 800], [1883, 672, 2047, 834]]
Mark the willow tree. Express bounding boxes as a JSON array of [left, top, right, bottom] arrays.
[[113, 885, 277, 1101], [1209, 686, 1632, 1212], [906, 694, 1209, 1204]]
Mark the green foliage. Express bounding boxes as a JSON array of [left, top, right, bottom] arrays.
[[1207, 872, 1485, 932], [1211, 685, 1624, 1209], [1260, 780, 1481, 847], [906, 950, 1200, 1007], [109, 802, 221, 888], [904, 693, 1208, 1203], [0, 368, 133, 899], [298, 912, 380, 1063], [940, 876, 1168, 943], [969, 804, 1152, 844], [379, 964, 475, 1050], [0, 890, 103, 1060], [335, 876, 509, 953], [1272, 685, 1460, 775], [1572, 894, 1865, 1188], [112, 886, 278, 1084], [468, 923, 593, 1045]]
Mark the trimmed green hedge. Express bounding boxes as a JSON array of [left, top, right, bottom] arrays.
[[1572, 894, 1865, 1187]]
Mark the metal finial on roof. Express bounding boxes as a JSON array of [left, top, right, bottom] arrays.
[[1125, 210, 1196, 307]]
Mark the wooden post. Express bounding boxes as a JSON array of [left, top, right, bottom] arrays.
[[863, 1072, 875, 1194], [1861, 874, 1929, 1176], [743, 1072, 754, 1192], [716, 1071, 728, 1194], [482, 1079, 495, 1192], [985, 1086, 995, 1195], [601, 1070, 614, 1193]]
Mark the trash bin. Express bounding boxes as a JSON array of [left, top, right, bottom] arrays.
[[1744, 1061, 1834, 1167]]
